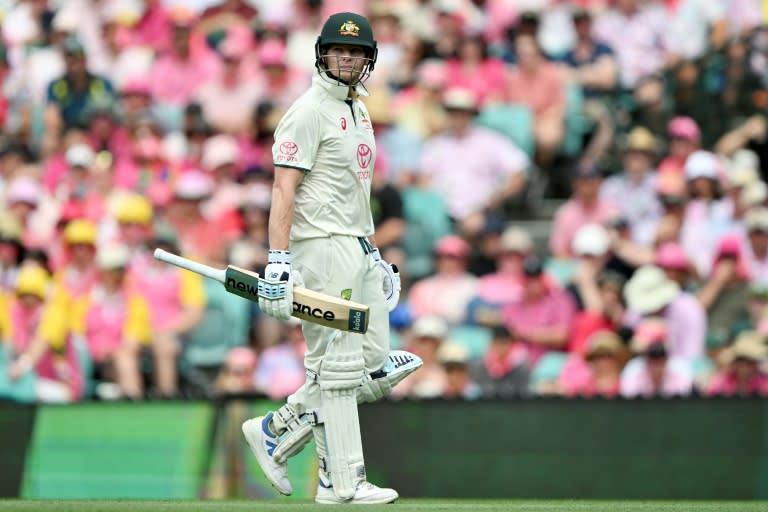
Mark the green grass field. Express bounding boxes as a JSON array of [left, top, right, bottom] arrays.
[[1, 500, 766, 512]]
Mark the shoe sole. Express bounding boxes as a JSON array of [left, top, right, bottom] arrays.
[[315, 493, 399, 505], [242, 419, 292, 496]]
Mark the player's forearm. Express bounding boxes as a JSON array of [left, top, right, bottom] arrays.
[[269, 182, 297, 251]]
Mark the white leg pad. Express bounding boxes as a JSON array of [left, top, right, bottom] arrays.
[[319, 332, 366, 500]]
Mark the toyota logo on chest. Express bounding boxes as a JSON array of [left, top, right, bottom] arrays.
[[357, 143, 372, 169]]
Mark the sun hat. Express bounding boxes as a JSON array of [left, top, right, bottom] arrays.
[[624, 265, 680, 314]]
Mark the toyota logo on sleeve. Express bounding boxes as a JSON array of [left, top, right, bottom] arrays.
[[357, 144, 372, 169], [279, 141, 299, 156]]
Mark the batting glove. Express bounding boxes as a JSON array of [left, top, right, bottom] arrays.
[[372, 248, 400, 312], [258, 250, 303, 320]]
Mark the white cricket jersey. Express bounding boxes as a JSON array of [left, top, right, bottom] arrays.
[[272, 74, 376, 241]]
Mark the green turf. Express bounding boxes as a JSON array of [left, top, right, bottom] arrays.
[[0, 500, 766, 512]]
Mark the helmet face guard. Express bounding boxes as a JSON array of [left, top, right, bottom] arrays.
[[314, 12, 377, 87]]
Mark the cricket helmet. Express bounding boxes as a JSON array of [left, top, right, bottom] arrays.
[[315, 12, 377, 83]]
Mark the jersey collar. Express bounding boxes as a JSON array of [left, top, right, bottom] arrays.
[[312, 73, 369, 101]]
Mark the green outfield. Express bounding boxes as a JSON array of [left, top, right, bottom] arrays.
[[0, 500, 766, 512]]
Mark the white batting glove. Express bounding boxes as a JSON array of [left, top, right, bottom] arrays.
[[258, 250, 302, 320], [372, 248, 400, 312]]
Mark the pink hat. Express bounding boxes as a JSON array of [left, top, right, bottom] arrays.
[[713, 234, 749, 279], [655, 242, 689, 270], [6, 176, 42, 206], [435, 235, 470, 258], [175, 170, 214, 200], [201, 134, 239, 170], [220, 36, 250, 60], [258, 40, 287, 66], [630, 318, 668, 352], [668, 116, 700, 144], [655, 171, 687, 196], [416, 60, 447, 88], [120, 76, 151, 96]]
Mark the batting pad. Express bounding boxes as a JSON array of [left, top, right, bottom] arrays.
[[319, 333, 366, 500]]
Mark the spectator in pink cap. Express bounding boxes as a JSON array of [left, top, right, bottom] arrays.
[[195, 36, 262, 134], [392, 59, 449, 139], [5, 176, 44, 248], [696, 234, 751, 347], [254, 40, 307, 110], [620, 318, 694, 398], [215, 346, 259, 396], [658, 116, 700, 175], [200, 134, 244, 231], [408, 235, 479, 325], [253, 319, 307, 400], [706, 331, 768, 396], [655, 242, 696, 289]]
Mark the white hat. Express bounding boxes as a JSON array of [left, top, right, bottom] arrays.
[[746, 207, 768, 232], [437, 341, 470, 365], [500, 226, 533, 252], [624, 265, 681, 314], [572, 223, 610, 257], [684, 150, 719, 181], [175, 171, 214, 200], [730, 149, 759, 174], [411, 315, 449, 339], [442, 87, 479, 112], [65, 144, 95, 168], [96, 243, 132, 270], [740, 180, 768, 209], [729, 167, 758, 188], [201, 135, 239, 170]]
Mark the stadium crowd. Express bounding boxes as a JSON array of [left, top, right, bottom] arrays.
[[1, 0, 768, 403]]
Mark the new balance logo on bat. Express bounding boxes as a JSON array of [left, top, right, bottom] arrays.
[[227, 277, 258, 297], [293, 302, 336, 321]]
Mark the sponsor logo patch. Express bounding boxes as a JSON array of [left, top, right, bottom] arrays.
[[341, 288, 352, 301], [357, 143, 372, 169]]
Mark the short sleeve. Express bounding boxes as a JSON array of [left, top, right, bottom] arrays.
[[179, 270, 206, 309], [272, 104, 321, 172]]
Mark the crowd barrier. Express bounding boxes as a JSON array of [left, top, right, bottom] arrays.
[[1, 398, 766, 500]]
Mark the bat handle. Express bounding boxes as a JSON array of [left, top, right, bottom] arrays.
[[153, 248, 227, 283]]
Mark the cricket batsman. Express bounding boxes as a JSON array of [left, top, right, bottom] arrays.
[[241, 12, 422, 504]]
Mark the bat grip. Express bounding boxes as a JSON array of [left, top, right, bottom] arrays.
[[153, 248, 226, 283]]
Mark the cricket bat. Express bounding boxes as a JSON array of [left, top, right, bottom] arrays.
[[153, 249, 369, 334]]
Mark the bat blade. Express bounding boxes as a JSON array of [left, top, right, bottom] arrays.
[[224, 265, 370, 334]]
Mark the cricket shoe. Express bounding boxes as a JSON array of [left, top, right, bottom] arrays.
[[242, 413, 292, 495], [315, 481, 399, 505]]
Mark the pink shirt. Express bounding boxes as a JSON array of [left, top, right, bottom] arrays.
[[444, 58, 507, 104], [420, 126, 528, 220], [502, 287, 576, 365], [149, 51, 222, 106], [409, 273, 479, 325], [133, 4, 171, 51], [558, 354, 621, 398], [505, 63, 565, 116], [705, 371, 768, 396], [476, 272, 523, 305], [619, 356, 694, 397], [128, 256, 182, 332], [550, 199, 619, 258], [84, 287, 129, 362]]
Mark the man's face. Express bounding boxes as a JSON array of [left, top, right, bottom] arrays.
[[623, 151, 652, 175], [749, 229, 768, 254], [323, 44, 368, 84], [65, 53, 87, 75]]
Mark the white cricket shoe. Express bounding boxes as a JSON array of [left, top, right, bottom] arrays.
[[242, 413, 292, 495], [315, 481, 399, 505]]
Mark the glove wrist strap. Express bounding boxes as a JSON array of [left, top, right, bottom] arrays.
[[371, 247, 381, 262], [268, 250, 291, 264]]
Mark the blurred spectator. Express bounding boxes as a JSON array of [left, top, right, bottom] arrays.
[[392, 60, 449, 140], [668, 60, 723, 150], [200, 134, 244, 223], [624, 265, 706, 360], [600, 127, 661, 246], [51, 219, 99, 302], [215, 346, 258, 396], [593, 0, 666, 89], [0, 216, 25, 292], [228, 182, 270, 273], [652, 171, 689, 247], [444, 35, 506, 104], [6, 264, 83, 402], [696, 234, 751, 349], [134, 0, 172, 52], [658, 116, 700, 175], [628, 75, 672, 140], [253, 318, 306, 400], [253, 40, 307, 111], [661, 0, 727, 64], [78, 243, 151, 399], [568, 269, 627, 355], [408, 235, 478, 326], [706, 331, 768, 396], [505, 33, 566, 168], [680, 151, 733, 276], [655, 242, 697, 290], [550, 162, 618, 259], [469, 324, 529, 398], [419, 87, 528, 237], [370, 150, 405, 260], [619, 318, 694, 398], [465, 215, 506, 277], [502, 255, 576, 366], [44, 36, 115, 152], [128, 231, 206, 397], [716, 113, 768, 182], [392, 315, 449, 399], [195, 36, 262, 135], [438, 341, 481, 400], [558, 330, 627, 398], [560, 8, 617, 99], [744, 208, 768, 282]]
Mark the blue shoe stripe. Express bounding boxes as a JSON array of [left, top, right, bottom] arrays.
[[266, 440, 277, 456], [319, 479, 333, 489], [262, 412, 277, 439]]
